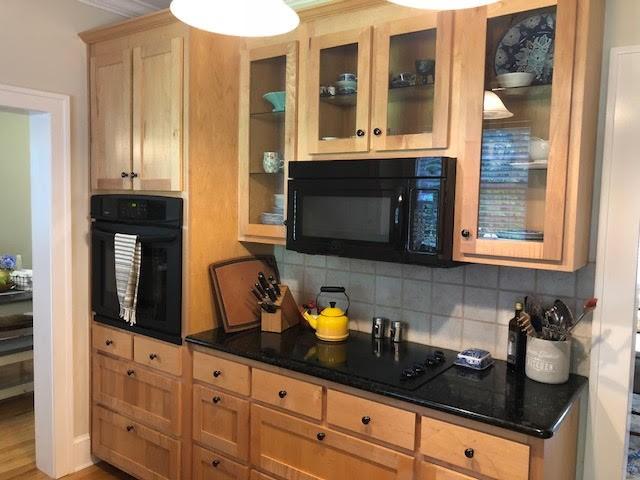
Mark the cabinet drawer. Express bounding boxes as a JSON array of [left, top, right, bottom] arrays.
[[420, 416, 529, 480], [327, 389, 416, 450], [92, 405, 181, 480], [251, 404, 414, 480], [419, 461, 476, 480], [193, 384, 250, 461], [193, 351, 251, 396], [93, 324, 132, 359], [134, 336, 182, 376], [193, 445, 249, 480], [250, 471, 277, 480], [251, 369, 322, 421], [93, 353, 182, 436]]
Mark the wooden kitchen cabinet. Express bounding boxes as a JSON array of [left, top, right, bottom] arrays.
[[89, 33, 184, 192], [193, 445, 250, 480], [238, 41, 298, 244], [418, 462, 476, 480]]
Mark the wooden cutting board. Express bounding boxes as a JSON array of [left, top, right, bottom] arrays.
[[209, 255, 280, 333]]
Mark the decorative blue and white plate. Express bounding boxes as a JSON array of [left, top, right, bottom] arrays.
[[495, 12, 556, 85]]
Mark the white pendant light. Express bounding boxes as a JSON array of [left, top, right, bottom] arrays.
[[170, 0, 300, 37], [483, 91, 513, 120], [387, 0, 499, 10]]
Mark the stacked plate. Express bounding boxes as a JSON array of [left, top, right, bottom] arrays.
[[260, 194, 285, 225]]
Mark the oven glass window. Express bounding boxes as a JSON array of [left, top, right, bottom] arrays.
[[302, 195, 392, 243]]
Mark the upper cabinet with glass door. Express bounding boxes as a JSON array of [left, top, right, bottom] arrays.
[[456, 0, 600, 269], [238, 42, 298, 244]]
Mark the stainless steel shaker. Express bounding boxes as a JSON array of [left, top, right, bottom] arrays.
[[390, 320, 405, 343], [372, 317, 389, 339]]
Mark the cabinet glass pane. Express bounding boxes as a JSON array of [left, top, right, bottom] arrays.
[[318, 43, 358, 141], [478, 6, 556, 242], [249, 56, 286, 227], [387, 28, 436, 136]]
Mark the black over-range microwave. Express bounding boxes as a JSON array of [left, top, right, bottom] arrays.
[[286, 157, 458, 267]]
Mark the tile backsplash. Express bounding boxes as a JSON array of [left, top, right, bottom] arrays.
[[275, 246, 595, 376]]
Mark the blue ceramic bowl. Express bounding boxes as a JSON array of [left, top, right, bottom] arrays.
[[263, 91, 286, 112]]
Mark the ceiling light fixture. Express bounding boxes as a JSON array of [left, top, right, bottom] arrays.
[[170, 0, 300, 37], [387, 0, 499, 10], [483, 91, 513, 120]]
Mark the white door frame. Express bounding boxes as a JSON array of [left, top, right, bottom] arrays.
[[0, 84, 74, 478], [584, 45, 640, 480]]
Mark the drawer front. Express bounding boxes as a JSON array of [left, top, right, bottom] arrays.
[[251, 405, 414, 480], [250, 471, 277, 480], [193, 384, 250, 461], [420, 416, 529, 480], [327, 389, 416, 450], [193, 351, 251, 396], [93, 353, 182, 436], [93, 324, 132, 359], [193, 445, 249, 480], [92, 406, 181, 480], [134, 336, 182, 376], [251, 369, 322, 421], [419, 462, 476, 480]]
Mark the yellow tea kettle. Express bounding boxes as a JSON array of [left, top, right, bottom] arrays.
[[303, 286, 350, 342]]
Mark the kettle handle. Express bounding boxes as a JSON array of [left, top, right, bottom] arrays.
[[317, 286, 350, 315]]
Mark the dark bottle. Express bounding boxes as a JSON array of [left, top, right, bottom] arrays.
[[507, 302, 527, 372]]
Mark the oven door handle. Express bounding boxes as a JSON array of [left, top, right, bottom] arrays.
[[92, 228, 179, 243]]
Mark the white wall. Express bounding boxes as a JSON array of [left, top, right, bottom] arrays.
[[0, 0, 121, 437]]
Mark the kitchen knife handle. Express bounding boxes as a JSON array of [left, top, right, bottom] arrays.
[[266, 286, 277, 302], [258, 272, 270, 291], [251, 288, 263, 301], [255, 283, 266, 297]]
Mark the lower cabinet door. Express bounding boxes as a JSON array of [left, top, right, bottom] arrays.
[[193, 445, 249, 480], [92, 406, 181, 480], [193, 384, 250, 461], [419, 462, 477, 480], [251, 405, 414, 480]]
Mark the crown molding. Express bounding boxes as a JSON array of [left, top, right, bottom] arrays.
[[76, 0, 162, 17]]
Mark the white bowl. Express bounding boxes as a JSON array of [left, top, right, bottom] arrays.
[[274, 194, 285, 210], [496, 72, 535, 88], [529, 137, 550, 160]]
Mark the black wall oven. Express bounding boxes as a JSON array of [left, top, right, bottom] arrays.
[[287, 158, 457, 266], [91, 195, 183, 344]]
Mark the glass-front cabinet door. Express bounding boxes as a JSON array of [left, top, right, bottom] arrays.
[[371, 13, 452, 152], [307, 27, 372, 155], [459, 0, 576, 261], [238, 42, 298, 243]]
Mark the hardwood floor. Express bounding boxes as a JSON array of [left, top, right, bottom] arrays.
[[0, 394, 133, 480]]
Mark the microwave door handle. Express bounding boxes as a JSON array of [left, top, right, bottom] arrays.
[[393, 188, 408, 249]]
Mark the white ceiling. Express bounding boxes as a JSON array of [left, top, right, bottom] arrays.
[[77, 0, 332, 18]]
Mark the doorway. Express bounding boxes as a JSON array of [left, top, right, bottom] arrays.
[[0, 84, 74, 478]]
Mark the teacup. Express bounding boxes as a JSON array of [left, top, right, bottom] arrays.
[[263, 152, 284, 173], [338, 73, 357, 82]]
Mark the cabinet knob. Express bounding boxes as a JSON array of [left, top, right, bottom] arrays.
[[126, 369, 135, 377], [461, 229, 471, 239], [464, 448, 474, 459], [212, 460, 220, 468], [130, 172, 139, 179], [373, 128, 382, 136], [361, 416, 371, 425], [212, 396, 221, 404], [356, 129, 365, 137], [149, 353, 158, 360], [105, 339, 113, 346], [213, 370, 222, 378], [121, 172, 129, 178], [278, 390, 287, 399], [126, 425, 134, 432], [316, 432, 326, 441]]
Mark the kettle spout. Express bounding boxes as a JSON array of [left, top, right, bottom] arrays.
[[303, 311, 318, 330]]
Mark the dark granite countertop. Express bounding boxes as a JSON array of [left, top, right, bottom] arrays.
[[0, 290, 32, 305], [186, 325, 587, 439]]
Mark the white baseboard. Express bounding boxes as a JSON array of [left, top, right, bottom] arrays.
[[73, 434, 96, 472]]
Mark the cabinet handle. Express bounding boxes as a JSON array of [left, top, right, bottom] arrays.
[[126, 369, 135, 377], [464, 448, 474, 459], [212, 396, 221, 404], [373, 128, 382, 136], [461, 229, 471, 239], [361, 416, 371, 425], [212, 460, 220, 468], [121, 172, 129, 178], [148, 353, 158, 360], [105, 339, 113, 346], [130, 172, 139, 179], [316, 432, 326, 441], [278, 390, 287, 399], [126, 425, 135, 432], [356, 129, 365, 137], [213, 370, 222, 378]]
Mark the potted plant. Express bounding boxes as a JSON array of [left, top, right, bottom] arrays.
[[0, 255, 16, 293]]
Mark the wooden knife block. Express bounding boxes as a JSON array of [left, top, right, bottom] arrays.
[[261, 285, 302, 333]]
